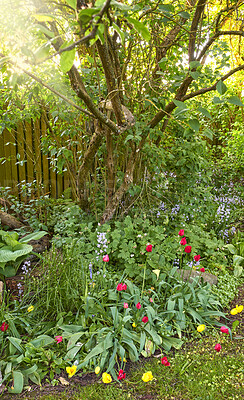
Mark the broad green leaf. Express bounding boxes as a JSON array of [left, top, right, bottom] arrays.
[[233, 255, 244, 266], [127, 17, 151, 42], [213, 96, 224, 104], [30, 335, 54, 347], [232, 320, 239, 331], [203, 128, 214, 140], [78, 8, 98, 24], [66, 0, 76, 9], [189, 61, 201, 70], [111, 0, 130, 10], [158, 4, 174, 15], [198, 107, 212, 120], [144, 325, 162, 345], [19, 231, 47, 243], [189, 71, 200, 80], [112, 23, 125, 43], [34, 44, 50, 62], [179, 11, 190, 19], [22, 365, 38, 376], [33, 13, 55, 22], [234, 265, 243, 277], [188, 118, 200, 132], [32, 24, 55, 38], [67, 332, 84, 350], [8, 371, 23, 394], [227, 96, 244, 107], [216, 80, 227, 95], [82, 335, 113, 363], [7, 337, 23, 354], [224, 244, 236, 254], [60, 47, 76, 73], [173, 99, 187, 109]]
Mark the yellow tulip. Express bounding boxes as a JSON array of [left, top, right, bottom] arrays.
[[132, 322, 136, 328], [102, 372, 112, 384], [66, 365, 77, 378], [142, 371, 153, 382], [236, 305, 243, 313], [27, 305, 34, 313], [95, 366, 100, 375], [230, 308, 238, 315], [197, 324, 206, 333]]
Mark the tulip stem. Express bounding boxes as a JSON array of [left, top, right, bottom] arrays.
[[141, 263, 146, 299]]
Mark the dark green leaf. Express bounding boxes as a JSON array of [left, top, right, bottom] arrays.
[[216, 80, 227, 95], [198, 107, 212, 120], [188, 118, 200, 132], [227, 96, 244, 107]]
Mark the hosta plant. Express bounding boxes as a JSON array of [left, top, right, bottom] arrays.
[[0, 230, 47, 278]]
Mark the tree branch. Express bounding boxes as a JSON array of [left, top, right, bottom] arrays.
[[188, 0, 207, 62], [182, 64, 244, 101], [34, 0, 112, 64]]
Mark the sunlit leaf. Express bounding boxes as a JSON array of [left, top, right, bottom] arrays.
[[60, 46, 76, 73], [127, 17, 151, 42]]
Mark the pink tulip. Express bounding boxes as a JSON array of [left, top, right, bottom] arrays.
[[103, 255, 109, 262]]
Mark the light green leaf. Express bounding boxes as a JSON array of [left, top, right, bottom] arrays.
[[19, 231, 47, 243], [78, 8, 98, 24], [112, 23, 125, 43], [127, 17, 151, 42], [188, 118, 200, 132], [216, 80, 227, 95], [8, 371, 24, 394], [111, 0, 130, 10], [30, 335, 54, 347], [66, 0, 76, 9], [32, 24, 55, 38], [173, 99, 187, 109], [33, 13, 55, 22], [60, 47, 76, 73]]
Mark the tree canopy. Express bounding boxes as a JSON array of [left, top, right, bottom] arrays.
[[0, 0, 244, 222]]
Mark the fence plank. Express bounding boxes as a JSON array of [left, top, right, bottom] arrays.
[[0, 131, 6, 188], [41, 114, 49, 195], [16, 122, 26, 201], [3, 129, 18, 194], [33, 119, 42, 197], [24, 121, 35, 184]]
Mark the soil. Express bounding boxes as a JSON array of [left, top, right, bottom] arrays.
[[1, 283, 243, 400]]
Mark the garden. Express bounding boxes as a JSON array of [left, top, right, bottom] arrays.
[[0, 0, 244, 398]]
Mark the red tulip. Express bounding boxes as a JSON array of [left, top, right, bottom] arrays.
[[142, 316, 148, 323], [214, 343, 222, 352], [178, 229, 184, 236], [194, 255, 201, 262], [184, 245, 192, 253], [180, 237, 187, 245], [146, 244, 152, 252], [161, 356, 170, 366]]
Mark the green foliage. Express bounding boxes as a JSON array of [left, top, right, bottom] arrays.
[[0, 230, 47, 278]]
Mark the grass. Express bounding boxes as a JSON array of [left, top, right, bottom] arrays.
[[15, 333, 243, 400]]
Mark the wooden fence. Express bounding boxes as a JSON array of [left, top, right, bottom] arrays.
[[0, 115, 71, 200]]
